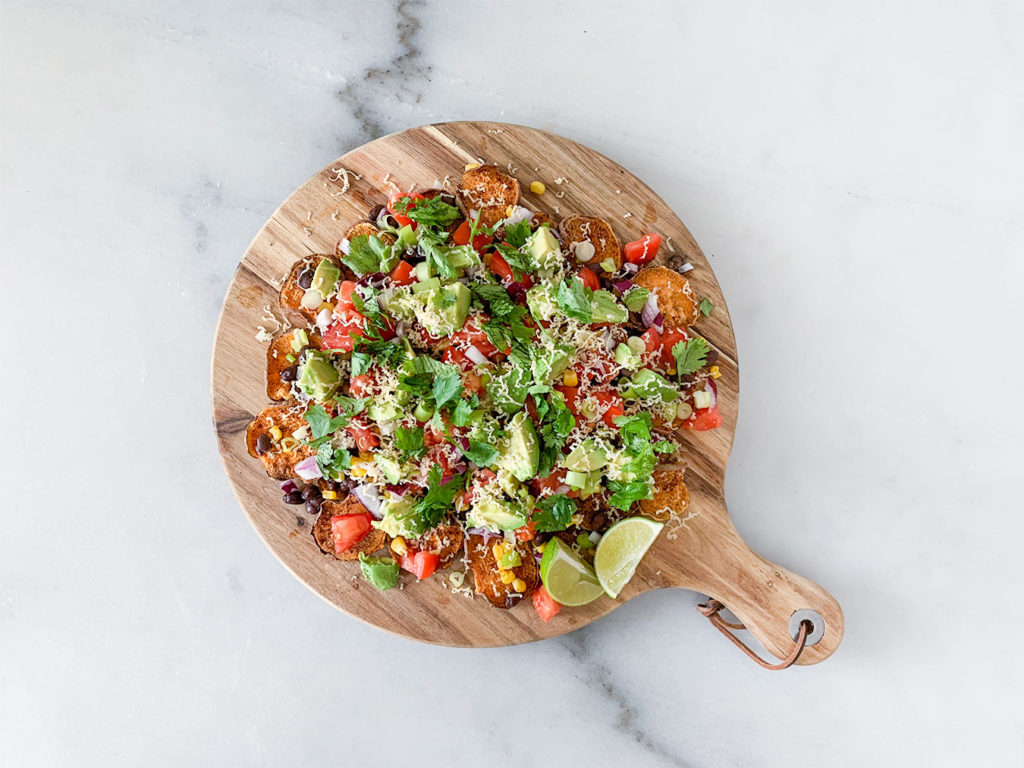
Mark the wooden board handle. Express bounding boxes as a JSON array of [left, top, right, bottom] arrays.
[[669, 501, 844, 666]]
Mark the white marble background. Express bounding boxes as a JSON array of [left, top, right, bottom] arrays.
[[2, 1, 1022, 766]]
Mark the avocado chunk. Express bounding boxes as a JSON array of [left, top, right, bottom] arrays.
[[373, 453, 405, 484], [358, 553, 399, 591], [621, 369, 680, 402], [372, 495, 425, 538], [614, 342, 642, 370], [411, 276, 440, 294], [440, 282, 471, 332], [466, 496, 528, 532], [561, 439, 608, 472], [310, 258, 341, 299], [297, 350, 340, 400], [526, 227, 562, 272], [367, 401, 404, 424], [499, 411, 540, 482], [590, 290, 629, 324], [531, 344, 573, 385]]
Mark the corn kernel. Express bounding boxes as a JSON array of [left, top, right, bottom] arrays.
[[562, 370, 579, 387], [710, 365, 721, 379], [512, 578, 527, 593], [318, 302, 334, 313], [535, 542, 546, 553], [269, 426, 283, 442], [667, 367, 677, 376], [465, 162, 480, 171], [499, 570, 516, 584], [530, 181, 546, 195], [492, 542, 506, 561], [390, 537, 408, 556], [505, 205, 515, 216], [322, 490, 338, 500], [349, 462, 367, 478]]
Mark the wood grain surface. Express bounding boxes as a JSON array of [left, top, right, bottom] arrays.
[[211, 121, 843, 662]]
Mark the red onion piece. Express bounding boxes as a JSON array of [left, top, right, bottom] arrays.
[[613, 280, 634, 294], [623, 262, 639, 274], [352, 484, 383, 518], [294, 456, 322, 481], [280, 479, 299, 494], [458, 436, 471, 451], [652, 313, 664, 334], [555, 484, 571, 495], [465, 345, 488, 366], [641, 293, 660, 328], [338, 238, 351, 255], [465, 527, 503, 543]]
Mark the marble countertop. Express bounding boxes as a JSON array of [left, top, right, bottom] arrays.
[[2, 1, 1022, 766]]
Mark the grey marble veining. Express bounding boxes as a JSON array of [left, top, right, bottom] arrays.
[[2, 1, 1023, 766]]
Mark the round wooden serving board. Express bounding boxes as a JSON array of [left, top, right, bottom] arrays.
[[212, 121, 844, 662]]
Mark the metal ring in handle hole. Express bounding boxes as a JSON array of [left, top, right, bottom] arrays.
[[790, 609, 825, 646]]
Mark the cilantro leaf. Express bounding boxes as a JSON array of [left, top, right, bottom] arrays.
[[556, 277, 592, 322], [606, 479, 653, 511], [350, 350, 372, 377], [699, 298, 714, 316], [343, 234, 391, 276], [315, 443, 351, 479], [394, 426, 426, 460], [394, 195, 461, 228], [504, 219, 533, 249], [450, 398, 477, 427], [412, 465, 465, 533], [303, 404, 349, 444], [472, 282, 516, 318], [533, 495, 576, 533], [462, 439, 498, 467], [671, 336, 711, 377], [417, 229, 457, 279], [432, 365, 463, 409]]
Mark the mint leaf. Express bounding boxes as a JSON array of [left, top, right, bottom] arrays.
[[533, 495, 576, 533], [556, 276, 592, 322], [671, 336, 711, 377], [462, 439, 498, 467]]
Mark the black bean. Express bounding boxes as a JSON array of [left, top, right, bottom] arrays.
[[280, 365, 298, 382], [705, 349, 720, 367], [304, 498, 322, 515], [296, 268, 314, 289], [591, 514, 607, 531], [283, 490, 303, 505], [337, 478, 355, 494], [324, 479, 341, 491], [368, 204, 385, 222], [440, 193, 457, 206], [255, 433, 272, 454], [492, 226, 506, 242], [301, 485, 321, 501]]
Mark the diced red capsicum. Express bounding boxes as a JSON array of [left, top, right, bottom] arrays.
[[623, 233, 662, 265], [390, 260, 416, 286], [532, 585, 562, 622], [330, 513, 373, 554], [399, 549, 440, 580], [577, 266, 600, 292]]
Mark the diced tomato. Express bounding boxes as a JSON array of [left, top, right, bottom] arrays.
[[532, 585, 562, 622], [388, 191, 424, 228], [477, 468, 497, 485], [330, 513, 373, 554], [640, 327, 661, 356], [422, 426, 444, 447], [346, 417, 379, 451], [593, 391, 625, 428], [659, 327, 690, 370], [442, 347, 473, 371], [623, 233, 662, 265], [349, 373, 375, 397], [571, 354, 618, 386], [529, 468, 568, 497], [578, 267, 600, 292], [683, 404, 722, 431], [322, 310, 367, 351], [450, 325, 500, 357], [553, 385, 580, 417], [389, 260, 416, 286], [488, 252, 534, 289], [463, 370, 484, 395], [515, 520, 538, 542], [399, 549, 440, 580], [452, 220, 493, 251], [336, 280, 358, 310]]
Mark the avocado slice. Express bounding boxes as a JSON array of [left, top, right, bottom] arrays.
[[297, 350, 340, 400], [500, 411, 540, 482], [439, 282, 471, 332], [526, 227, 562, 272], [621, 369, 679, 402], [374, 454, 405, 484], [373, 495, 425, 538], [561, 439, 608, 472], [366, 401, 403, 424], [411, 276, 440, 294], [310, 258, 341, 299], [466, 496, 528, 532], [358, 553, 399, 591]]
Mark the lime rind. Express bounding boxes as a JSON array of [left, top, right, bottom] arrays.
[[539, 539, 604, 607], [593, 517, 664, 598]]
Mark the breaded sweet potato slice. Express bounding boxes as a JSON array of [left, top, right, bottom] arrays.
[[465, 534, 540, 609], [632, 266, 700, 328], [280, 254, 341, 320], [457, 165, 519, 228], [639, 469, 690, 522], [342, 221, 396, 245], [312, 496, 390, 561], [245, 401, 315, 480], [266, 330, 321, 401], [560, 215, 622, 275], [417, 523, 465, 568]]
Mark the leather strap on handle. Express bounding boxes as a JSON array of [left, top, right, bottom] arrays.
[[698, 599, 811, 670]]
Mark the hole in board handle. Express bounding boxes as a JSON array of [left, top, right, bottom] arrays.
[[790, 609, 825, 646]]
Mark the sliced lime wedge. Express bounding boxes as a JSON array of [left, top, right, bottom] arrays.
[[539, 538, 604, 607], [593, 517, 664, 598]]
